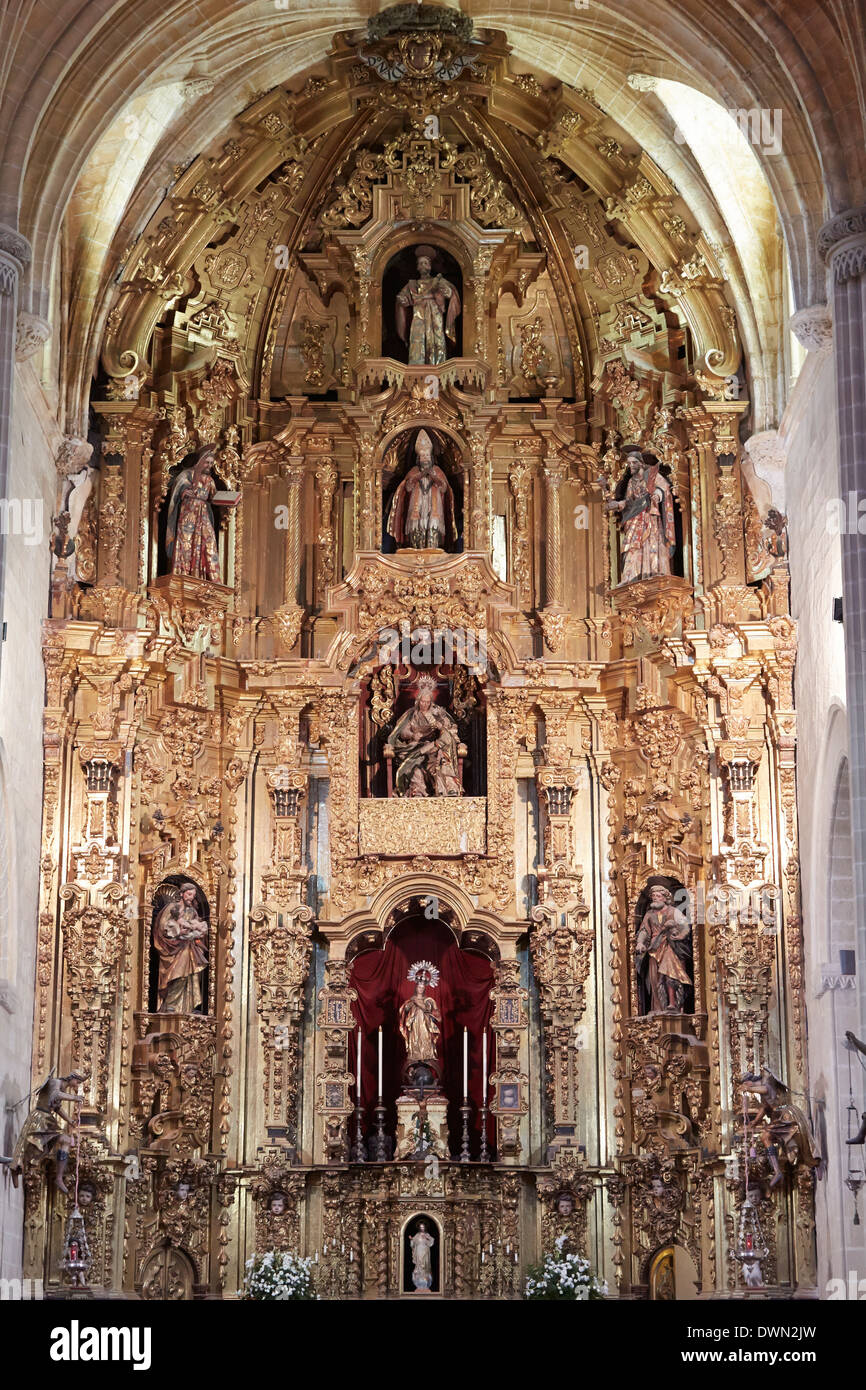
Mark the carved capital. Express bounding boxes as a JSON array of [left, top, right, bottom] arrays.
[[0, 224, 31, 295], [16, 310, 51, 360], [819, 205, 866, 282], [789, 304, 832, 353]]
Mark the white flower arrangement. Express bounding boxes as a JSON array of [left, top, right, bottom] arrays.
[[524, 1236, 608, 1301], [239, 1250, 318, 1301]]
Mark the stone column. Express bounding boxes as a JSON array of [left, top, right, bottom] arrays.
[[0, 224, 32, 675], [819, 206, 866, 1030]]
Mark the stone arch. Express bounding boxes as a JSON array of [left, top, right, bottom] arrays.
[[828, 758, 856, 970], [810, 702, 865, 1286], [5, 0, 859, 345], [643, 1241, 699, 1299]]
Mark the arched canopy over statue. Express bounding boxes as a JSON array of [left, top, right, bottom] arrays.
[[395, 244, 461, 365], [386, 428, 456, 551]]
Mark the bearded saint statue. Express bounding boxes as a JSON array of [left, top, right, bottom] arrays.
[[385, 676, 462, 796], [395, 245, 461, 366], [606, 447, 676, 584], [386, 429, 456, 551], [635, 885, 693, 1015]]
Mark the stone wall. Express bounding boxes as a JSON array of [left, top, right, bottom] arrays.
[[784, 344, 866, 1291], [0, 356, 58, 1281]]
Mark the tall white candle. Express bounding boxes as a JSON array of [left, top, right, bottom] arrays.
[[482, 1031, 488, 1095], [463, 1026, 468, 1097], [356, 1027, 362, 1099], [378, 1025, 383, 1097]]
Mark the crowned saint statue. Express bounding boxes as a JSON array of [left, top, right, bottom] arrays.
[[395, 245, 461, 366], [386, 429, 456, 552], [399, 960, 442, 1070]]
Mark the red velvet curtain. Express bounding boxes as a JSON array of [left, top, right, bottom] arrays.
[[348, 917, 495, 1156]]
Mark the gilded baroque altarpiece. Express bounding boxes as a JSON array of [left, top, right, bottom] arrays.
[[27, 7, 814, 1299]]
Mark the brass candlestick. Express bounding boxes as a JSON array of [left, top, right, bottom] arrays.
[[372, 1098, 389, 1161], [459, 1098, 472, 1161], [350, 1100, 367, 1162], [479, 1104, 490, 1163]]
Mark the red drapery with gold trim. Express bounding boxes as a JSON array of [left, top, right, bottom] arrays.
[[348, 917, 495, 1156]]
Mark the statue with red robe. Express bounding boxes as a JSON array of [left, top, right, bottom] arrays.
[[386, 429, 455, 551]]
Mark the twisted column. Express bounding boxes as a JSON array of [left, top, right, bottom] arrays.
[[283, 465, 303, 605], [539, 453, 567, 651], [544, 460, 565, 608], [316, 459, 338, 594]]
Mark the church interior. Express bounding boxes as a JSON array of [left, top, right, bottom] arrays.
[[1, 0, 866, 1306]]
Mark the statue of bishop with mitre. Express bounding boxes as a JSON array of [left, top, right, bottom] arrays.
[[386, 429, 455, 551]]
